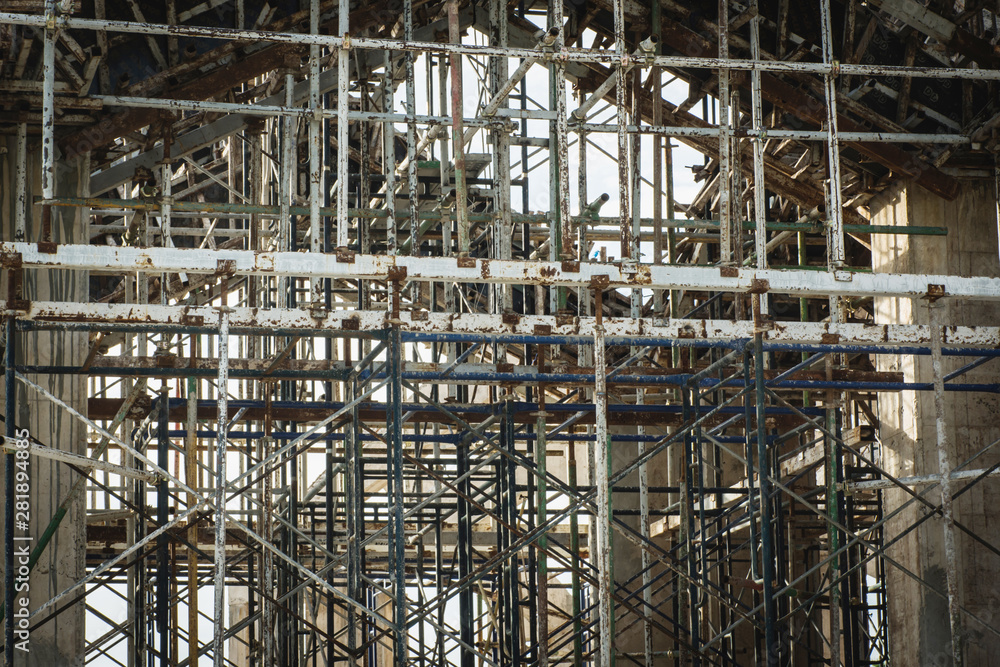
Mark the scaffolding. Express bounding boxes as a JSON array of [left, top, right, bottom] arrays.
[[1, 0, 999, 665]]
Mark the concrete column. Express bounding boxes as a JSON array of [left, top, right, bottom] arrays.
[[608, 424, 674, 664], [871, 179, 1000, 666], [1, 137, 89, 666], [228, 587, 250, 666]]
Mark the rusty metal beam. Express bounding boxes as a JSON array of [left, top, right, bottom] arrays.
[[8, 243, 1000, 300]]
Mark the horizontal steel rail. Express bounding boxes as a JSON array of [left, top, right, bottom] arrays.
[[5, 243, 1000, 299]]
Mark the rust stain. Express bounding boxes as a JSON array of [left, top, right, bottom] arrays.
[[631, 265, 652, 285], [589, 274, 610, 290]]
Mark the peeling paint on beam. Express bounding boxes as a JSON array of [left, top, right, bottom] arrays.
[[6, 301, 1000, 348], [5, 243, 1000, 301]]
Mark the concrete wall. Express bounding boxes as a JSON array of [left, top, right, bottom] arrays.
[[0, 138, 89, 666], [871, 179, 1000, 666]]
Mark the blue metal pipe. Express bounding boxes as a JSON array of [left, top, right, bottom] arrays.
[[164, 429, 780, 445], [21, 364, 999, 391], [159, 397, 828, 418], [16, 320, 999, 357], [403, 331, 1000, 357]]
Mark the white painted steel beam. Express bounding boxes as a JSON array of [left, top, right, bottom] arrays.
[[5, 242, 1000, 300], [5, 301, 1000, 347]]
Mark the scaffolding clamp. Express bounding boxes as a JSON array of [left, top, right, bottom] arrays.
[[589, 274, 610, 290], [924, 284, 947, 301], [833, 270, 853, 282], [215, 259, 237, 277]]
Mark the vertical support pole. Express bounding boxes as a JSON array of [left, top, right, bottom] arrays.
[[337, 0, 350, 249], [14, 123, 27, 242], [432, 420, 445, 667], [666, 140, 677, 327], [384, 51, 397, 256], [749, 1, 769, 317], [819, 0, 845, 268], [213, 309, 230, 667], [798, 232, 810, 408], [638, 383, 653, 667], [449, 0, 469, 257], [753, 299, 778, 666], [456, 430, 473, 667], [248, 121, 263, 324], [279, 71, 294, 309], [157, 388, 170, 667], [930, 301, 963, 667], [290, 444, 301, 667], [651, 0, 663, 315], [4, 316, 16, 667], [594, 288, 614, 667], [826, 282, 843, 666], [717, 0, 732, 265], [551, 2, 569, 312], [310, 0, 324, 305], [127, 272, 142, 667], [629, 62, 641, 319], [577, 91, 591, 341], [41, 1, 56, 208], [503, 397, 521, 665], [680, 386, 699, 664], [536, 347, 549, 667], [40, 0, 57, 246], [489, 0, 512, 336], [262, 397, 275, 667], [568, 440, 584, 667], [387, 320, 408, 665], [742, 349, 760, 584], [614, 0, 630, 262], [825, 371, 842, 667], [186, 339, 199, 663], [404, 0, 419, 259], [161, 151, 182, 290], [554, 28, 571, 264], [345, 347, 360, 666]]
